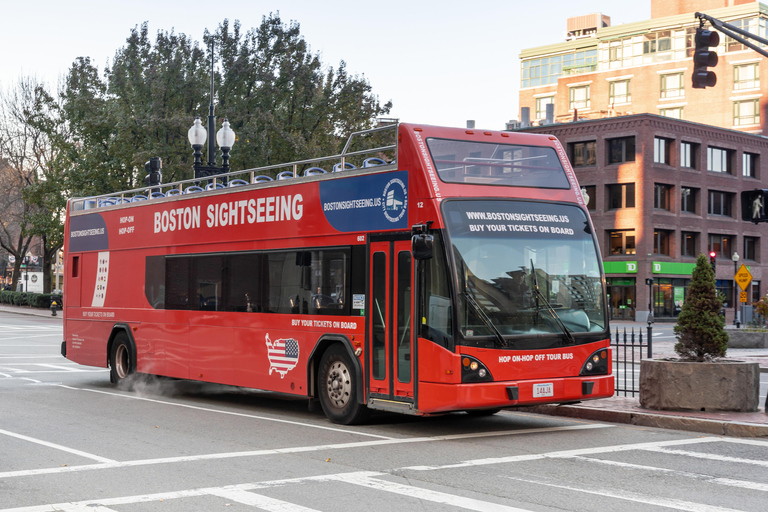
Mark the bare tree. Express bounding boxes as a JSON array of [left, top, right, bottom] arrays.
[[0, 76, 64, 292]]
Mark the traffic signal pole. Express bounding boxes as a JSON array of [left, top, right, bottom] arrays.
[[696, 12, 768, 59]]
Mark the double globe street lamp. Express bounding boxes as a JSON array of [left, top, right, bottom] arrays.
[[187, 41, 236, 182]]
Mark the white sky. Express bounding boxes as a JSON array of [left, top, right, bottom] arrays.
[[2, 0, 649, 130]]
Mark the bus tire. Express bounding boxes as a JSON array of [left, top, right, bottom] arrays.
[[109, 332, 134, 386], [318, 344, 367, 425]]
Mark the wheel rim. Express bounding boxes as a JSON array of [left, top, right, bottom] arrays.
[[325, 360, 351, 408], [115, 344, 129, 380]]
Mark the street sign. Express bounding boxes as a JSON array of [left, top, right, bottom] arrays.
[[740, 291, 748, 303], [735, 264, 753, 291]]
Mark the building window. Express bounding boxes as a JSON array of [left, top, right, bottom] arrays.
[[654, 183, 672, 210], [607, 136, 635, 164], [609, 80, 631, 104], [569, 85, 590, 111], [581, 185, 596, 210], [535, 96, 555, 121], [752, 281, 761, 303], [660, 107, 683, 119], [680, 141, 697, 169], [569, 141, 596, 167], [744, 236, 759, 261], [734, 62, 759, 90], [707, 146, 733, 174], [607, 183, 635, 209], [653, 229, 672, 256], [654, 137, 672, 164], [681, 187, 697, 214], [608, 230, 636, 255], [743, 152, 758, 178], [709, 234, 734, 258], [708, 191, 733, 217], [644, 31, 672, 54], [682, 232, 698, 257], [660, 72, 684, 98], [734, 99, 760, 126]]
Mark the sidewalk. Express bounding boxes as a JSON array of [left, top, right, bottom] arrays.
[[2, 305, 766, 437], [524, 319, 768, 438]]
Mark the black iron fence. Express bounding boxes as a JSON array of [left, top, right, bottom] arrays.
[[611, 326, 652, 397]]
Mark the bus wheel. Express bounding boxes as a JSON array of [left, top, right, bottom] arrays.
[[110, 332, 134, 386], [318, 345, 367, 425]]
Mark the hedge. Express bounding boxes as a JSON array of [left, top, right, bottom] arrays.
[[0, 290, 62, 309]]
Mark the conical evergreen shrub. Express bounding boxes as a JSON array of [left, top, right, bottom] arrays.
[[673, 253, 728, 361]]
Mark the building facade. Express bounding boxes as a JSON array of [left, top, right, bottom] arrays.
[[523, 114, 768, 323], [519, 0, 768, 135]]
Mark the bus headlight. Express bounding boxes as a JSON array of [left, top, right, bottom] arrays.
[[461, 356, 493, 382], [579, 349, 608, 376]]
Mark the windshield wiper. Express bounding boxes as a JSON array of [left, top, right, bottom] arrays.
[[459, 259, 508, 348], [530, 260, 575, 345], [462, 292, 509, 348]]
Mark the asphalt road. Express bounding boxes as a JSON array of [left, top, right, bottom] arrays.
[[2, 312, 768, 511]]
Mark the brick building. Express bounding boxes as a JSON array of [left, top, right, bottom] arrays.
[[522, 114, 768, 323], [519, 0, 768, 135]]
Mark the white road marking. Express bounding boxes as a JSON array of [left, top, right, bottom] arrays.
[[572, 455, 768, 492], [403, 437, 725, 471], [0, 470, 531, 512], [207, 488, 321, 511], [0, 424, 610, 479], [646, 446, 768, 467], [507, 476, 743, 512], [54, 383, 395, 440], [0, 429, 116, 464], [333, 471, 533, 512]]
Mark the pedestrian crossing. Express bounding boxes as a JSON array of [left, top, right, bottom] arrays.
[[2, 437, 767, 512]]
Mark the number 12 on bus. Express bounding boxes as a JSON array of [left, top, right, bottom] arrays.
[[61, 122, 612, 424]]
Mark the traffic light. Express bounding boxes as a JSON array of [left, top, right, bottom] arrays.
[[692, 27, 719, 88], [709, 251, 717, 271], [741, 189, 768, 223]]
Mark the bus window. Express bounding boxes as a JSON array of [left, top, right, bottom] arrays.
[[421, 234, 453, 347]]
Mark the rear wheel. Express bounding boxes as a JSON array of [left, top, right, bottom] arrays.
[[109, 332, 134, 386], [318, 344, 367, 425]]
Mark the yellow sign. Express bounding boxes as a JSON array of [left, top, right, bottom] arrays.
[[735, 264, 753, 291], [740, 291, 748, 303]]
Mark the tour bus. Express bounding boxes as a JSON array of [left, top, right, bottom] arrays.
[[61, 122, 613, 424]]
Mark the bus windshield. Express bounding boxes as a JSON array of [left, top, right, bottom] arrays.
[[427, 137, 570, 188], [442, 200, 606, 344]]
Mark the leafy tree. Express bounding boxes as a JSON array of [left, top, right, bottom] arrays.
[[674, 253, 729, 361], [56, 14, 391, 193]]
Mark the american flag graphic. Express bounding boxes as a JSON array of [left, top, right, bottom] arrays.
[[265, 333, 299, 378]]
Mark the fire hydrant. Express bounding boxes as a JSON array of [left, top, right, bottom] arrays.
[[51, 301, 57, 317]]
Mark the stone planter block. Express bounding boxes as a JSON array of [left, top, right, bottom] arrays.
[[726, 329, 768, 349], [639, 359, 760, 412]]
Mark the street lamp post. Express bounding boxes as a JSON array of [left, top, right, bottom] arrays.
[[732, 251, 740, 327], [187, 42, 236, 183]]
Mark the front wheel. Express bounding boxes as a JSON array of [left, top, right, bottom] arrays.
[[109, 332, 134, 386], [318, 344, 367, 425]]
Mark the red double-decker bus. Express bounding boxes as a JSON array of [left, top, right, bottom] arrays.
[[61, 122, 613, 424]]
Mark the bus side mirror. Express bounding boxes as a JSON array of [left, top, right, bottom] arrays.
[[741, 189, 768, 224], [412, 233, 434, 260]]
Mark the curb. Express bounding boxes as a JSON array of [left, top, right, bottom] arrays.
[[516, 404, 768, 438], [0, 306, 62, 319]]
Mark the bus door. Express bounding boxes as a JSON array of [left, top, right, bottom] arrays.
[[368, 237, 414, 405]]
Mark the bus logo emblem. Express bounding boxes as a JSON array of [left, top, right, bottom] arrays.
[[382, 178, 407, 223], [266, 333, 299, 378]]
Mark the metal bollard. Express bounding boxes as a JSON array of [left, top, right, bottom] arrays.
[[51, 301, 57, 317]]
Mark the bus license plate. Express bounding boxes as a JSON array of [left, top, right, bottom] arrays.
[[533, 383, 554, 398]]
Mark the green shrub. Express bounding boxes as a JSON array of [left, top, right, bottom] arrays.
[[674, 253, 728, 361], [0, 291, 63, 309]]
